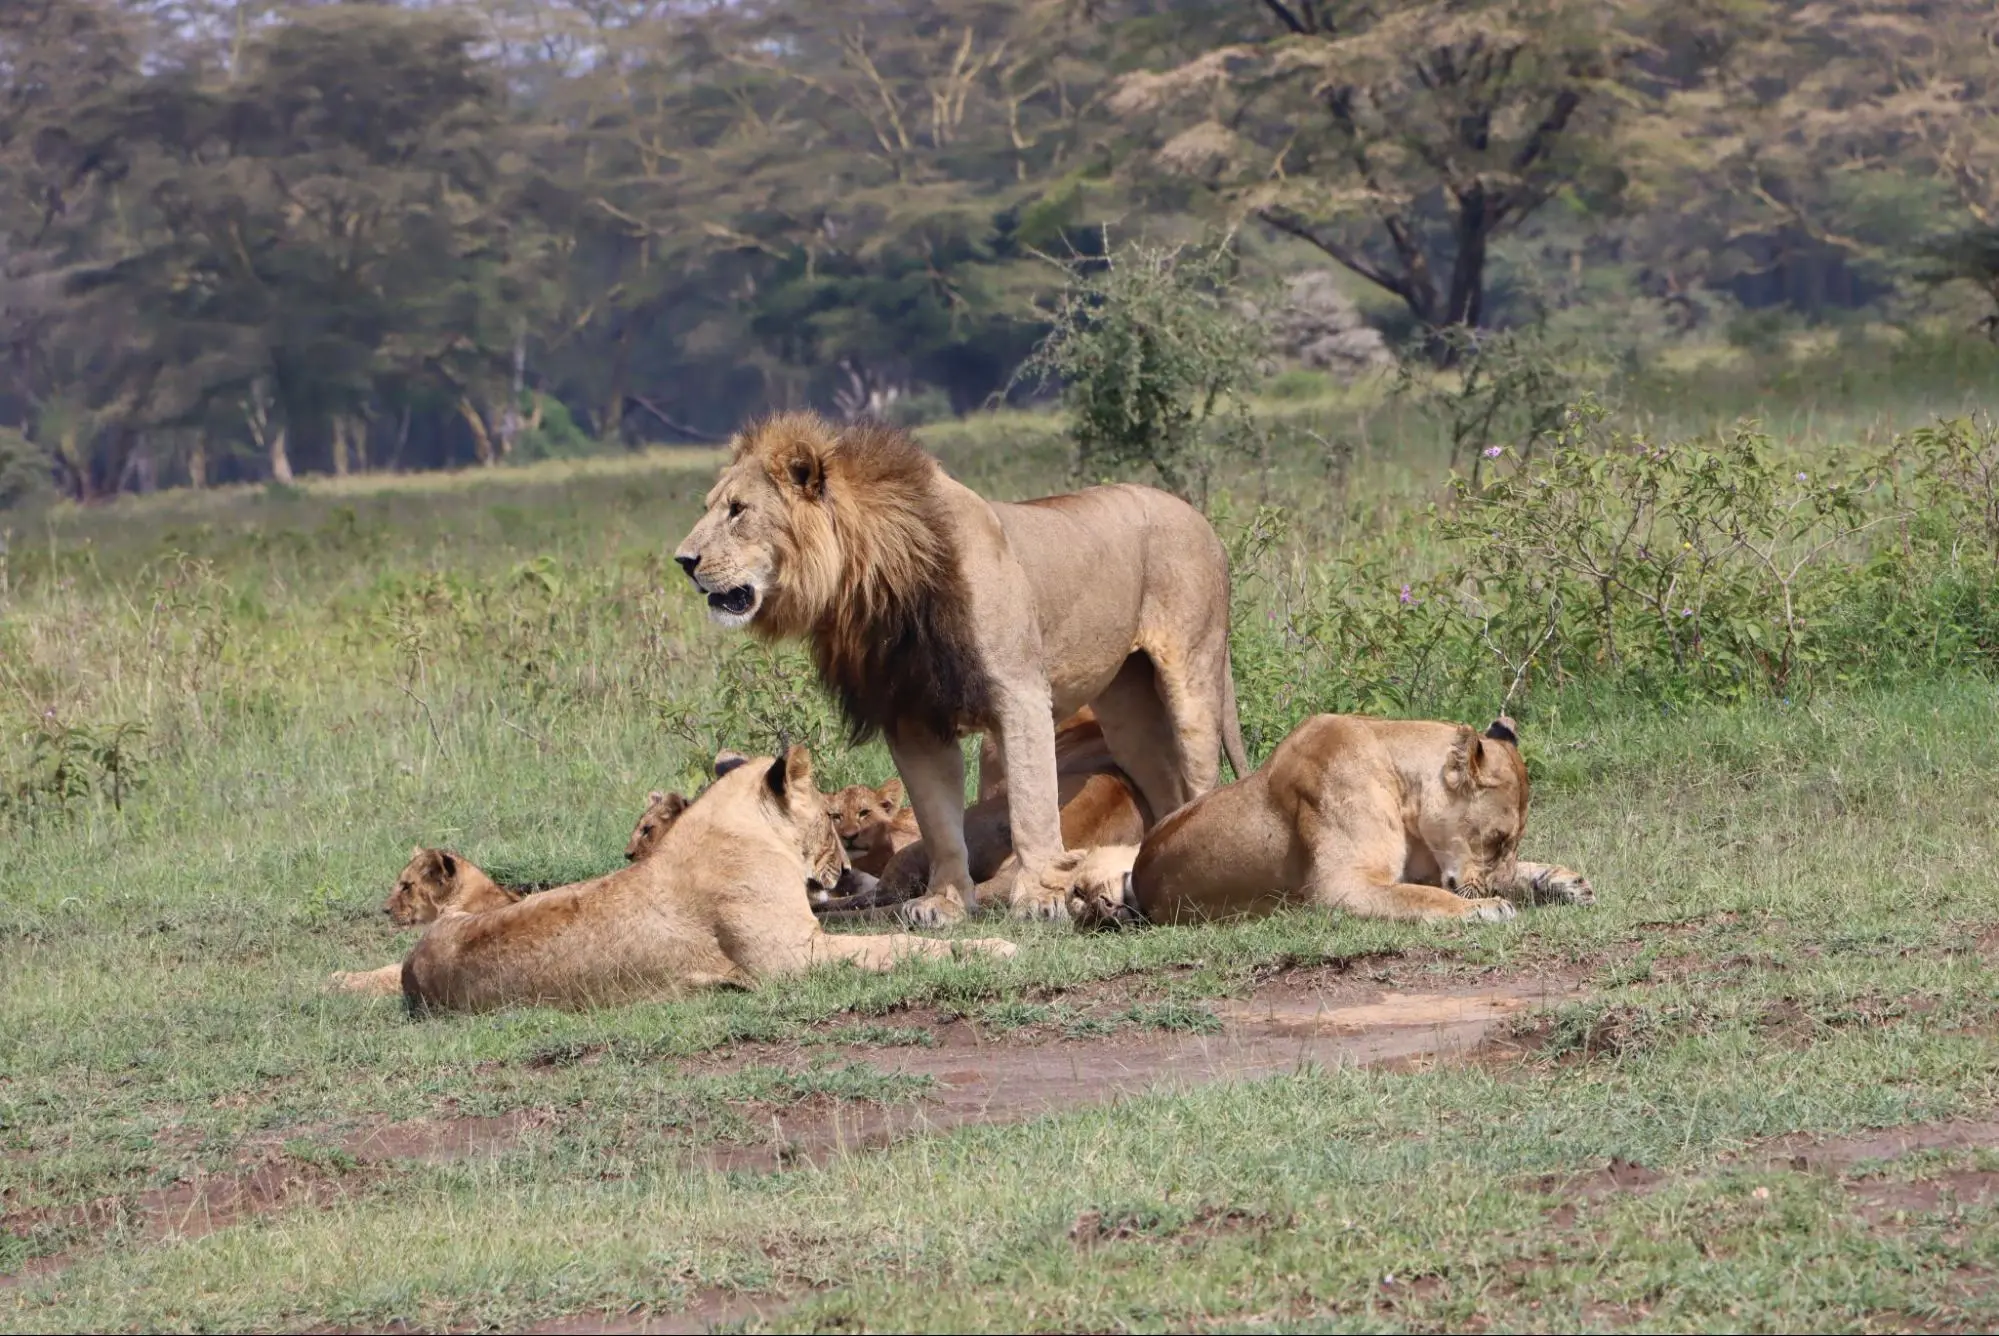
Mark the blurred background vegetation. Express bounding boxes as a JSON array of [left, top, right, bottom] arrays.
[[4, 0, 1998, 501]]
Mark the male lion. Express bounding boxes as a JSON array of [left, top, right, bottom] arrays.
[[400, 746, 1016, 1014], [673, 413, 1247, 924], [1045, 714, 1595, 928], [328, 847, 525, 996]]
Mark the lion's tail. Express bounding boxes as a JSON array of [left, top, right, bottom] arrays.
[[1221, 661, 1250, 781]]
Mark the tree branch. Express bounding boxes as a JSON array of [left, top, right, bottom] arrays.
[[1255, 205, 1413, 305], [1258, 0, 1308, 35]]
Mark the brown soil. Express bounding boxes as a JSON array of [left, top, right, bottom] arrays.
[[704, 971, 1586, 1173]]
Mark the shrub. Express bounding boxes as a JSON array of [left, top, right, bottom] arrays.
[[1018, 236, 1262, 504]]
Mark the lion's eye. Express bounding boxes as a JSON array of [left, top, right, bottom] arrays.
[[727, 500, 745, 519]]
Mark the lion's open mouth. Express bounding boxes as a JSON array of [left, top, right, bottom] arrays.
[[707, 586, 756, 617]]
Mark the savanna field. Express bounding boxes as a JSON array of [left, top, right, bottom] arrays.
[[8, 354, 1999, 1333]]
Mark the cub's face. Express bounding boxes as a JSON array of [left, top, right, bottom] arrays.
[[674, 455, 788, 629], [1423, 723, 1528, 895], [826, 779, 906, 853], [626, 790, 691, 862], [384, 847, 458, 927]]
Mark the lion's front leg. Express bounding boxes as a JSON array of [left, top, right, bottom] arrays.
[[889, 731, 975, 926], [993, 689, 1067, 920], [1509, 861, 1597, 906]]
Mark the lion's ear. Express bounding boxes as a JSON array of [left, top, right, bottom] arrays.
[[647, 789, 667, 808], [411, 844, 425, 862], [659, 793, 689, 819], [1484, 716, 1519, 746], [784, 451, 824, 498], [438, 851, 458, 879], [777, 744, 814, 797], [877, 777, 905, 808]]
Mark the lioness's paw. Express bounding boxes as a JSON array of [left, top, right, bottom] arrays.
[[901, 890, 968, 927], [1534, 867, 1596, 906], [956, 937, 1019, 960], [1466, 897, 1518, 923]]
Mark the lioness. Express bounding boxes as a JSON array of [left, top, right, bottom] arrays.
[[674, 413, 1247, 925], [400, 746, 1017, 1014], [825, 776, 920, 876], [329, 847, 525, 996], [1047, 714, 1594, 928]]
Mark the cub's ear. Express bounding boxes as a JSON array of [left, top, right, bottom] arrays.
[[647, 789, 667, 808], [877, 777, 906, 808], [410, 844, 426, 862], [659, 793, 689, 818], [714, 750, 750, 778], [1484, 716, 1519, 746], [438, 851, 458, 878]]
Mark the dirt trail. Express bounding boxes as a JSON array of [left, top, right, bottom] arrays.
[[707, 974, 1583, 1172]]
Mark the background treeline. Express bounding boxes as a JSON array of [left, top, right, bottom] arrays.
[[2, 0, 1995, 501]]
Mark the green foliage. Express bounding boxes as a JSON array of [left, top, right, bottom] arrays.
[[0, 426, 52, 511], [511, 394, 599, 464], [1394, 323, 1597, 480], [1020, 238, 1263, 502]]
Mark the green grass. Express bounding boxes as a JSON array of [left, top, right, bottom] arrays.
[[5, 370, 1999, 1330]]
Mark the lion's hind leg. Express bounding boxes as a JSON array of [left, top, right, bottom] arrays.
[[330, 964, 405, 997], [1316, 871, 1517, 924], [807, 930, 1017, 971]]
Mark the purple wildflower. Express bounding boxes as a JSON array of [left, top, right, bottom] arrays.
[[1483, 445, 1504, 459], [1399, 584, 1414, 605], [1795, 471, 1808, 484]]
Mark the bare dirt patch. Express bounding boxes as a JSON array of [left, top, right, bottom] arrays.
[[519, 1289, 785, 1335], [705, 970, 1588, 1172]]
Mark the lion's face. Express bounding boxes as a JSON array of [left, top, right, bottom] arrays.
[[626, 789, 691, 862], [385, 847, 462, 927], [1422, 721, 1528, 895], [673, 454, 793, 629], [826, 778, 905, 856]]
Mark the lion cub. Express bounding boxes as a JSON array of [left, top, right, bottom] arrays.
[[400, 746, 1017, 1014], [626, 789, 693, 862], [825, 777, 921, 876], [329, 847, 525, 996], [1049, 714, 1594, 929]]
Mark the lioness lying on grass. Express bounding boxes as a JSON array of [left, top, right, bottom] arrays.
[[1049, 714, 1594, 929], [399, 745, 1016, 1013]]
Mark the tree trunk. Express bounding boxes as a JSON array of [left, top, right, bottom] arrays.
[[331, 417, 350, 476], [459, 397, 496, 466], [269, 428, 293, 482], [187, 437, 208, 489], [601, 322, 630, 446], [391, 404, 411, 472], [499, 326, 526, 460]]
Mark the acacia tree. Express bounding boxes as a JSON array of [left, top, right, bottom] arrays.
[[1111, 0, 1693, 347]]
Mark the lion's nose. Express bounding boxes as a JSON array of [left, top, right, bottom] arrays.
[[675, 553, 699, 581]]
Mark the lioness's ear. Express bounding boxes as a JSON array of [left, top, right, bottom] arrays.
[[1485, 716, 1519, 746], [714, 750, 750, 778], [780, 744, 814, 796], [1444, 725, 1476, 792], [877, 777, 905, 808]]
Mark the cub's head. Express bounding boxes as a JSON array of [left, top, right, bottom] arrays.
[[672, 413, 843, 634], [1425, 717, 1529, 896], [826, 777, 906, 854], [716, 744, 848, 896], [384, 847, 511, 926], [625, 789, 691, 862]]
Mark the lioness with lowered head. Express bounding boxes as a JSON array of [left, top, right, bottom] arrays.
[[401, 745, 1016, 1014], [674, 413, 1248, 925], [1048, 714, 1594, 928]]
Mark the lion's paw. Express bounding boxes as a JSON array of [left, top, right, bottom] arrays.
[[957, 937, 1019, 960], [1466, 897, 1518, 923], [1010, 881, 1073, 921], [900, 889, 969, 927], [1069, 890, 1138, 932], [1533, 866, 1596, 906]]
